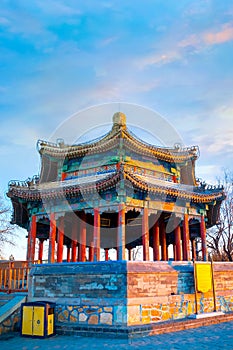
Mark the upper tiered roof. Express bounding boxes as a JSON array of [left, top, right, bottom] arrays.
[[37, 112, 200, 163]]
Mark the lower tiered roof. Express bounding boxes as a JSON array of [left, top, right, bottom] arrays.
[[8, 166, 224, 203]]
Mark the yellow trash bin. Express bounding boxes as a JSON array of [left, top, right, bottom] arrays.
[[21, 301, 56, 338]]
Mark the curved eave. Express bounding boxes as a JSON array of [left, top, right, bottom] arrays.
[[7, 173, 121, 201], [125, 172, 225, 203], [38, 125, 199, 163], [123, 129, 199, 162], [7, 171, 224, 204], [38, 132, 120, 158]]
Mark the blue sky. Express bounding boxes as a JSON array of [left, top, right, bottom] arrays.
[[1, 1, 233, 258]]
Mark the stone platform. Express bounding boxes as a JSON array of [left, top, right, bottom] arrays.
[[27, 261, 233, 337]]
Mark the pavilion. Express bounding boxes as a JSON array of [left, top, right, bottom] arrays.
[[7, 112, 224, 264]]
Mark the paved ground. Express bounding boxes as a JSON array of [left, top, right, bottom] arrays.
[[1, 321, 233, 350]]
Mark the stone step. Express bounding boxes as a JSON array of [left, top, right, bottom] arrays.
[[0, 300, 11, 306], [0, 294, 14, 302], [0, 294, 26, 325], [0, 294, 18, 309], [56, 312, 233, 338]]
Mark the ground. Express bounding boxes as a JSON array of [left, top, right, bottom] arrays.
[[1, 321, 233, 349]]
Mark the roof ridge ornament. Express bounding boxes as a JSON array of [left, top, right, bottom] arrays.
[[112, 112, 127, 129]]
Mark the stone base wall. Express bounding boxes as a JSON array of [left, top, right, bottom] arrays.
[[28, 261, 127, 327], [0, 307, 21, 336], [128, 294, 233, 325], [28, 261, 233, 331], [127, 261, 233, 326]]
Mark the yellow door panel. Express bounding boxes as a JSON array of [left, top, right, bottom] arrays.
[[33, 306, 44, 336], [195, 263, 213, 293], [47, 314, 54, 335], [22, 306, 33, 335]]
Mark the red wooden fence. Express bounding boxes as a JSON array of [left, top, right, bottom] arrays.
[[0, 261, 40, 293]]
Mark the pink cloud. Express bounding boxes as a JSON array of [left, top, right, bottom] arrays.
[[136, 23, 233, 69], [179, 34, 201, 48], [136, 51, 181, 69], [179, 24, 233, 49], [203, 25, 233, 45]]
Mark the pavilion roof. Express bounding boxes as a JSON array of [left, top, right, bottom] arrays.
[[7, 167, 224, 204], [37, 112, 199, 163]]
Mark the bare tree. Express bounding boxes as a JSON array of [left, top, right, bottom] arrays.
[[207, 170, 233, 261], [0, 198, 15, 258]]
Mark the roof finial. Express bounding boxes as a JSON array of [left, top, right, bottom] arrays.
[[113, 112, 126, 127]]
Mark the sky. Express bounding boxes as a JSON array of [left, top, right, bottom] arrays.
[[0, 0, 233, 259]]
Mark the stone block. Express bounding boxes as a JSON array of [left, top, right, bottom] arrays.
[[151, 309, 161, 317], [142, 316, 151, 324], [70, 315, 78, 322], [141, 309, 149, 316], [79, 313, 88, 322], [114, 305, 127, 325], [88, 315, 98, 325], [103, 307, 112, 312], [127, 305, 140, 322], [100, 312, 113, 325], [58, 313, 66, 322]]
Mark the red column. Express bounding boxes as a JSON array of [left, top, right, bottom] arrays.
[[175, 224, 182, 261], [71, 240, 77, 262], [26, 233, 31, 261], [57, 216, 64, 263], [200, 215, 207, 261], [152, 220, 160, 261], [105, 249, 109, 261], [89, 242, 94, 262], [191, 239, 197, 261], [79, 213, 87, 262], [117, 204, 126, 260], [48, 212, 56, 263], [93, 209, 100, 261], [142, 207, 149, 261], [173, 244, 176, 261], [38, 239, 44, 262], [27, 215, 37, 263], [66, 247, 71, 262], [160, 219, 167, 261], [182, 213, 190, 261], [71, 217, 78, 262]]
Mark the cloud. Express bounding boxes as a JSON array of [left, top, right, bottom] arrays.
[[196, 164, 221, 184], [0, 121, 40, 149], [35, 0, 82, 16], [136, 51, 181, 69], [87, 78, 160, 101], [179, 23, 233, 49], [203, 24, 233, 45], [178, 35, 201, 48], [188, 103, 233, 157], [183, 1, 211, 16], [97, 36, 118, 47], [207, 131, 233, 153], [0, 6, 58, 50], [137, 22, 233, 70]]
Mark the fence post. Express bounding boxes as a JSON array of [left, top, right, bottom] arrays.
[[8, 262, 14, 293]]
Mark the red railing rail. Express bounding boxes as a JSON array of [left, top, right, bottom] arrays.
[[0, 260, 40, 293]]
